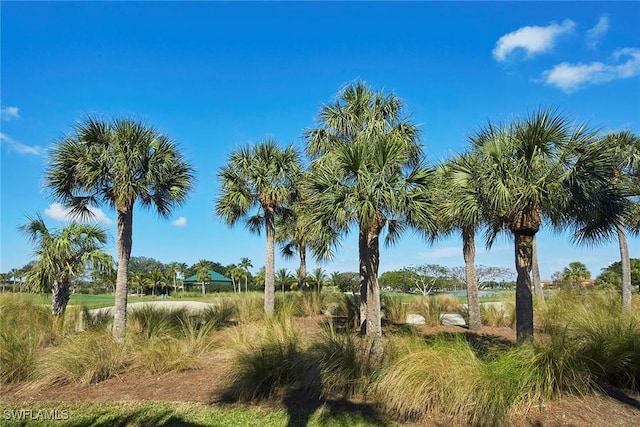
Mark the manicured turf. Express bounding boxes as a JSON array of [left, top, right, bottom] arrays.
[[0, 401, 395, 427]]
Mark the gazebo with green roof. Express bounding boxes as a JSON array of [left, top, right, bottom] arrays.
[[183, 270, 233, 293]]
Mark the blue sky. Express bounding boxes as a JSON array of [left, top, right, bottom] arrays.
[[1, 2, 639, 280]]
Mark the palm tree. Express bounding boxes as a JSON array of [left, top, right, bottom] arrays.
[[561, 261, 591, 288], [20, 215, 112, 316], [45, 117, 194, 340], [148, 268, 166, 296], [598, 131, 640, 308], [215, 140, 302, 315], [196, 267, 210, 296], [309, 267, 327, 292], [238, 257, 253, 292], [129, 271, 147, 295], [275, 268, 294, 293], [470, 109, 622, 343], [228, 265, 244, 293], [305, 82, 439, 357], [439, 152, 486, 331]]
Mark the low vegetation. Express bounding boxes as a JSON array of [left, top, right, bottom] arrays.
[[1, 290, 639, 426]]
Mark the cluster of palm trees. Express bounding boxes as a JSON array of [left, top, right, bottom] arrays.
[[216, 81, 639, 351], [36, 81, 637, 348]]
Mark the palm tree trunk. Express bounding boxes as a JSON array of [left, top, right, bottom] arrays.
[[113, 208, 133, 341], [51, 278, 71, 317], [264, 208, 276, 315], [463, 228, 481, 331], [617, 222, 632, 309], [299, 245, 308, 291], [358, 229, 367, 328], [531, 236, 545, 306], [359, 224, 383, 360], [514, 231, 535, 343]]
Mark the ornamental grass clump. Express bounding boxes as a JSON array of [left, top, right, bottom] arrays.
[[34, 330, 129, 386], [309, 323, 378, 398], [224, 312, 317, 401], [0, 295, 58, 383]]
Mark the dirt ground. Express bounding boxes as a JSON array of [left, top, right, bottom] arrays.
[[2, 316, 639, 426]]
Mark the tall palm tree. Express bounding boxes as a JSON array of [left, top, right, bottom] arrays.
[[471, 109, 623, 343], [439, 152, 486, 331], [215, 140, 302, 315], [597, 131, 640, 308], [305, 82, 439, 357], [20, 215, 112, 316], [45, 117, 194, 340], [238, 257, 253, 292]]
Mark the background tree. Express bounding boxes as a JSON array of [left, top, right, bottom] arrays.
[[405, 264, 450, 296], [128, 271, 148, 295], [20, 215, 112, 316], [196, 267, 210, 296], [148, 268, 166, 296], [305, 81, 439, 358], [595, 258, 640, 291], [238, 257, 253, 292], [308, 267, 327, 292], [275, 268, 295, 293], [332, 272, 360, 294], [470, 109, 620, 343], [45, 117, 194, 340], [215, 140, 302, 315], [561, 261, 591, 288]]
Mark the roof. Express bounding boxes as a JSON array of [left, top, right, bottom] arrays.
[[183, 270, 232, 283]]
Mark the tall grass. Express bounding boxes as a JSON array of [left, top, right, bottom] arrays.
[[406, 296, 441, 326], [309, 323, 377, 398], [224, 311, 317, 401], [381, 295, 407, 324], [539, 290, 640, 391], [0, 295, 59, 383], [480, 302, 515, 327], [33, 330, 129, 386]]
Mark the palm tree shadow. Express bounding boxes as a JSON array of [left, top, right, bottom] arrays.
[[600, 386, 640, 410]]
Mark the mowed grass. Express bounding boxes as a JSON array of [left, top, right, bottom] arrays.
[[0, 401, 395, 427]]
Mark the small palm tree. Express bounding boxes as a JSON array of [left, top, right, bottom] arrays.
[[45, 117, 194, 339], [309, 267, 327, 292], [20, 215, 112, 316], [239, 257, 253, 292], [196, 267, 210, 296], [275, 268, 294, 293], [215, 140, 302, 315]]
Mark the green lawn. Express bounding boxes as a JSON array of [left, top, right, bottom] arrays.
[[7, 293, 154, 309], [0, 401, 395, 427]]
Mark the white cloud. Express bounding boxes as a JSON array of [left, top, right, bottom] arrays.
[[587, 16, 609, 49], [542, 48, 640, 92], [173, 216, 187, 227], [45, 203, 115, 225], [0, 132, 43, 156], [1, 106, 20, 120], [493, 20, 575, 61]]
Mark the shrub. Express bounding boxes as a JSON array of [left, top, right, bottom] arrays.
[[407, 296, 441, 326], [481, 302, 515, 328]]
